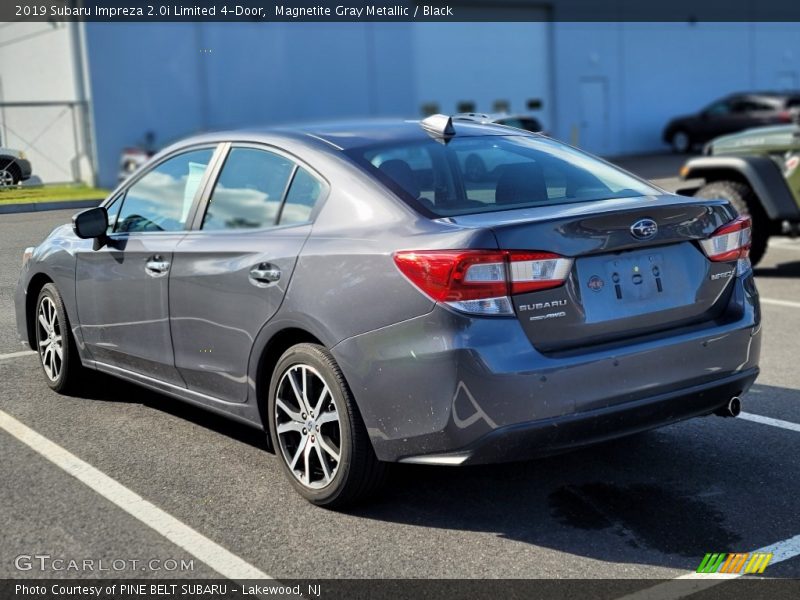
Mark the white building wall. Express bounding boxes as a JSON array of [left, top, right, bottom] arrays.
[[553, 22, 800, 156], [0, 22, 94, 183]]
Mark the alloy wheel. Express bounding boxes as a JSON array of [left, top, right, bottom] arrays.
[[274, 364, 341, 489], [0, 169, 15, 187], [37, 296, 63, 381]]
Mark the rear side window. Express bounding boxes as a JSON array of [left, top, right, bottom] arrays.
[[347, 135, 656, 217], [279, 167, 323, 225], [202, 148, 293, 230], [115, 148, 214, 233]]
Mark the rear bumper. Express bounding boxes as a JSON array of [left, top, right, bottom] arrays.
[[332, 273, 760, 463], [401, 368, 758, 465]]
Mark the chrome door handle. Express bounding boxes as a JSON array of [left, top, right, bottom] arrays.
[[249, 264, 281, 285], [145, 258, 170, 276]]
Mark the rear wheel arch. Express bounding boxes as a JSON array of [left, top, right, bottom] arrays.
[[254, 327, 326, 450], [685, 157, 800, 222]]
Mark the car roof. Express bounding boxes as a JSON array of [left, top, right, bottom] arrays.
[[167, 119, 531, 153]]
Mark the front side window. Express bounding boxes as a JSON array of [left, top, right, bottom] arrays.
[[202, 148, 294, 231], [348, 135, 657, 217], [115, 148, 214, 233]]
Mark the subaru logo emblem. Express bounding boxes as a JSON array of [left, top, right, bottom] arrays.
[[630, 218, 658, 240]]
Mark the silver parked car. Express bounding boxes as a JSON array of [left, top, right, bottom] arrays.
[[15, 116, 760, 507]]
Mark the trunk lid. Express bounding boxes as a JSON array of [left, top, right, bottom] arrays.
[[446, 195, 740, 352]]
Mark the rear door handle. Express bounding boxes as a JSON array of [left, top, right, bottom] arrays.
[[145, 257, 170, 277], [250, 264, 281, 286]]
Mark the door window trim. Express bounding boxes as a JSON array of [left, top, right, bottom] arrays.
[[103, 143, 226, 238], [188, 142, 330, 233]]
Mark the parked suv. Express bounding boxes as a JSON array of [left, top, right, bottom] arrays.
[[679, 120, 800, 265], [663, 92, 800, 153], [16, 117, 760, 507]]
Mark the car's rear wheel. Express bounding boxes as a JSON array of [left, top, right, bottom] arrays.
[[268, 343, 385, 508], [695, 180, 768, 266], [35, 284, 86, 393], [670, 130, 692, 154]]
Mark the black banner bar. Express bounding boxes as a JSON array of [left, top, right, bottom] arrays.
[[3, 579, 800, 600], [7, 0, 800, 22]]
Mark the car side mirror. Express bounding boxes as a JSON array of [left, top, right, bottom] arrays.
[[72, 206, 108, 249]]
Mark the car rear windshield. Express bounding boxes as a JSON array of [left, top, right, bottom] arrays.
[[346, 135, 658, 217]]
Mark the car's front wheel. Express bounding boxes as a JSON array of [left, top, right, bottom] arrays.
[[268, 343, 385, 508], [0, 164, 20, 187], [35, 283, 86, 393]]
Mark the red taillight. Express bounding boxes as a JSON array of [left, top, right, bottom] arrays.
[[392, 250, 507, 302], [393, 250, 573, 315], [699, 215, 752, 262], [778, 110, 793, 123]]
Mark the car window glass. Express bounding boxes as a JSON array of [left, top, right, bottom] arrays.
[[104, 196, 122, 234], [202, 148, 294, 231], [498, 117, 542, 132], [351, 136, 656, 217], [115, 148, 214, 233], [705, 101, 730, 116], [279, 168, 323, 225]]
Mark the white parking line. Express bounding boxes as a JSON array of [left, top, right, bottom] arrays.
[[615, 533, 800, 600], [0, 350, 36, 361], [739, 412, 800, 434], [0, 408, 271, 580], [760, 297, 800, 310]]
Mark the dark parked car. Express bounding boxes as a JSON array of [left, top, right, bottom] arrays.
[[453, 111, 545, 133], [663, 92, 800, 153], [16, 116, 760, 507], [0, 146, 33, 186]]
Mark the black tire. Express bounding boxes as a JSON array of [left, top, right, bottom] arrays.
[[670, 130, 692, 154], [267, 343, 385, 508], [695, 180, 768, 266], [35, 283, 87, 393]]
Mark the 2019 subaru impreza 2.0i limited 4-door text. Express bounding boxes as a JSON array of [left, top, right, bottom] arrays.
[[15, 115, 761, 507]]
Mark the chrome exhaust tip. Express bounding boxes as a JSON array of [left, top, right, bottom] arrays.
[[714, 396, 742, 418]]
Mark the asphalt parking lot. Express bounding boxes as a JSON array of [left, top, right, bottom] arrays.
[[1, 161, 800, 590]]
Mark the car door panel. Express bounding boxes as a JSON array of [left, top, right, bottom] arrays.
[[168, 227, 311, 402], [76, 233, 185, 384], [74, 146, 218, 386], [167, 145, 326, 403]]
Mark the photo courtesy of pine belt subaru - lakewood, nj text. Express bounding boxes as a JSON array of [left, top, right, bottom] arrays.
[[15, 115, 761, 507]]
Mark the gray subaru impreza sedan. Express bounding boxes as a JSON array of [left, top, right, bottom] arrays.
[[15, 116, 760, 507]]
